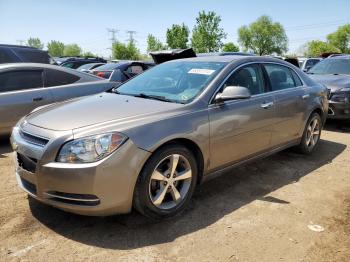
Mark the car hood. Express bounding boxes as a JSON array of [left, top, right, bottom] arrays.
[[26, 93, 184, 131], [309, 74, 350, 92]]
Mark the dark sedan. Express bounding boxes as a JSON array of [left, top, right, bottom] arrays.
[[91, 61, 154, 82], [308, 55, 350, 119]]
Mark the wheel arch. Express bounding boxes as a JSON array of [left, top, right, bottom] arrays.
[[144, 138, 205, 184]]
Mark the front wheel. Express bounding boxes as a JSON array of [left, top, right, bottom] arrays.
[[133, 144, 198, 219], [296, 113, 322, 154]]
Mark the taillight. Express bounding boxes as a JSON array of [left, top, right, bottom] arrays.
[[97, 72, 105, 78]]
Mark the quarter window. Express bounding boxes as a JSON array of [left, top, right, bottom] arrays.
[[222, 64, 265, 95], [264, 64, 300, 91], [45, 69, 80, 87], [0, 70, 43, 93]]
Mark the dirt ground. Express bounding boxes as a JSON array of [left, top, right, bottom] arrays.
[[0, 121, 349, 262]]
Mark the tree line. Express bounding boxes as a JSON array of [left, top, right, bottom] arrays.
[[25, 38, 95, 57], [25, 11, 350, 60]]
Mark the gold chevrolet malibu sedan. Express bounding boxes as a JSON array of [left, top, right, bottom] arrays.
[[11, 55, 328, 219]]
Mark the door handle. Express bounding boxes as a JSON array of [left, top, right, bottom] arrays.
[[32, 97, 43, 102], [261, 102, 274, 109], [302, 94, 310, 99]]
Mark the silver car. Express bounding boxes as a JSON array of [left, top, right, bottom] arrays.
[[11, 56, 328, 219], [0, 63, 116, 135]]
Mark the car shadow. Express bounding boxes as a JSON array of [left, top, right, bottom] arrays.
[[28, 139, 346, 250], [0, 136, 12, 158]]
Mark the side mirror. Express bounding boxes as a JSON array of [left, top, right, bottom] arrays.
[[215, 86, 251, 103], [303, 66, 312, 72]]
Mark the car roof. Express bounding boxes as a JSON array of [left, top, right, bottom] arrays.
[[173, 55, 294, 65], [0, 63, 104, 80], [197, 52, 255, 57]]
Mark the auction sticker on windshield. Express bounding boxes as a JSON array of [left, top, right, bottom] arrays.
[[188, 68, 215, 75]]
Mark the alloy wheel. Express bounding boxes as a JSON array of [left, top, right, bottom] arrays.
[[305, 117, 320, 149], [149, 154, 192, 210]]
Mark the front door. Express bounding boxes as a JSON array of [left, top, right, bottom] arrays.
[[208, 64, 275, 170]]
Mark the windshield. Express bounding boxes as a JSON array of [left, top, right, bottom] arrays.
[[308, 58, 350, 75], [116, 61, 226, 104]]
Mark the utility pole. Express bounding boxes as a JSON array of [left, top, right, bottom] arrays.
[[126, 30, 137, 43], [16, 40, 25, 46], [107, 28, 118, 44], [107, 28, 118, 59]]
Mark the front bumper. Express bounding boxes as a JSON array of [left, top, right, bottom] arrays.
[[11, 125, 151, 216], [327, 100, 350, 119]]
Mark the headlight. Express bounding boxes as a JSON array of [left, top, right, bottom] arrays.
[[57, 132, 127, 163]]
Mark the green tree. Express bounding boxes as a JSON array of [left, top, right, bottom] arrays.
[[306, 40, 340, 57], [166, 23, 189, 49], [26, 37, 44, 49], [112, 40, 140, 60], [82, 51, 95, 57], [147, 34, 165, 52], [47, 40, 65, 57], [327, 24, 350, 53], [191, 11, 227, 53], [63, 44, 82, 56], [222, 42, 239, 52], [238, 15, 288, 55]]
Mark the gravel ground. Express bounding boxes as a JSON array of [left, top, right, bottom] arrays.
[[0, 121, 349, 262]]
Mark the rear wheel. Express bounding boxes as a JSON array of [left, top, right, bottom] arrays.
[[133, 144, 197, 219], [296, 113, 322, 154]]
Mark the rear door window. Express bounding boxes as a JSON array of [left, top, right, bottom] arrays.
[[264, 64, 299, 91], [0, 70, 43, 93], [44, 69, 80, 87]]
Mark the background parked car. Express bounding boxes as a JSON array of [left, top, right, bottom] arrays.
[[300, 58, 322, 72], [60, 57, 106, 69], [91, 61, 154, 82], [76, 62, 105, 73], [0, 63, 116, 135], [0, 44, 53, 64], [308, 55, 350, 120]]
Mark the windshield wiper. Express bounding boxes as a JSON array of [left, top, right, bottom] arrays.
[[133, 93, 173, 103]]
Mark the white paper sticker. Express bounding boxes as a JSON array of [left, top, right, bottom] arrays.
[[188, 68, 215, 75]]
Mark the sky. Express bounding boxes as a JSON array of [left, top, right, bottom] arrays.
[[0, 0, 349, 57]]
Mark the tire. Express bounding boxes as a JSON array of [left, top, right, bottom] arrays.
[[296, 112, 322, 154], [133, 144, 198, 220]]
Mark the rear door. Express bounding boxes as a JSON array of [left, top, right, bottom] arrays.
[[263, 63, 308, 147], [44, 68, 108, 102], [208, 63, 275, 170], [0, 69, 53, 133]]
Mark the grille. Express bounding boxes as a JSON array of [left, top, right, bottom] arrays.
[[19, 130, 49, 147], [20, 177, 37, 195], [17, 153, 37, 173]]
